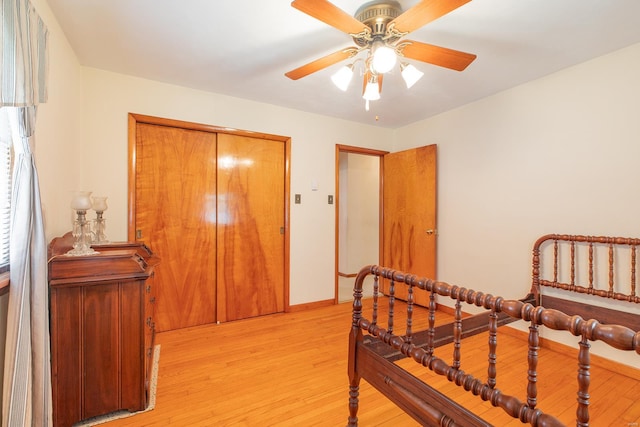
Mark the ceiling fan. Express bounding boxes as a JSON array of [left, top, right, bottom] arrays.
[[285, 0, 477, 107]]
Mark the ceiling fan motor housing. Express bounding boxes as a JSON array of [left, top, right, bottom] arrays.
[[353, 0, 403, 46]]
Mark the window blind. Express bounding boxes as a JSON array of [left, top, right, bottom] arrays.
[[0, 109, 12, 273]]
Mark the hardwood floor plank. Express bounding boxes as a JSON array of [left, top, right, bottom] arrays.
[[102, 300, 639, 427]]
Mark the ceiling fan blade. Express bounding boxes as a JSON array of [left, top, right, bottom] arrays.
[[389, 0, 472, 34], [285, 47, 358, 80], [362, 71, 368, 95], [291, 0, 368, 35], [399, 40, 476, 71]]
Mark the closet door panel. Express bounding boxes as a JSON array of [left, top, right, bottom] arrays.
[[217, 134, 285, 322], [135, 123, 218, 331]]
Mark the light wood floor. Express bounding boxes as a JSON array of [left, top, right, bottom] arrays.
[[103, 300, 640, 427]]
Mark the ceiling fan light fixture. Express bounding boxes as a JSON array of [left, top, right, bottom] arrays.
[[371, 42, 397, 74], [285, 0, 477, 116], [363, 79, 381, 101], [331, 64, 354, 91], [401, 63, 424, 88]]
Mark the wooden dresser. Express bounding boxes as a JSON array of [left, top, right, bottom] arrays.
[[48, 233, 158, 427]]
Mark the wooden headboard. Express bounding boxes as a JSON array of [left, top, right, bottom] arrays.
[[531, 233, 640, 330]]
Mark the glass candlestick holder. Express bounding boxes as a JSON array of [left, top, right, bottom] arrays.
[[66, 191, 98, 256], [92, 196, 109, 244]]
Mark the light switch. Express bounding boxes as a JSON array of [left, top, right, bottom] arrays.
[[328, 195, 333, 204], [295, 194, 301, 204]]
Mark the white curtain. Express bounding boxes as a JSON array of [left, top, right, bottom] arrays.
[[1, 0, 49, 106], [0, 0, 51, 426]]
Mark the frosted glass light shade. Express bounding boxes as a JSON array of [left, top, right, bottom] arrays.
[[92, 196, 108, 212], [70, 191, 92, 210], [401, 63, 424, 88], [372, 45, 397, 74], [362, 81, 380, 101], [331, 65, 354, 91]]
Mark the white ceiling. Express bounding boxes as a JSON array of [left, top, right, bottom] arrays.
[[46, 0, 640, 129]]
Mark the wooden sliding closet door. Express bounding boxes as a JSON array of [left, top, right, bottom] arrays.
[[216, 134, 285, 322], [131, 114, 290, 332], [135, 123, 218, 332]]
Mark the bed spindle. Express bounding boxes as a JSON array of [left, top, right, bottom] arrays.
[[576, 336, 591, 427], [372, 275, 379, 326], [487, 311, 497, 389], [405, 279, 414, 344], [453, 295, 462, 370], [526, 322, 539, 409], [388, 278, 395, 334], [553, 239, 559, 283], [588, 242, 594, 290], [427, 289, 436, 356], [571, 240, 576, 288], [632, 246, 637, 299], [609, 243, 615, 296]]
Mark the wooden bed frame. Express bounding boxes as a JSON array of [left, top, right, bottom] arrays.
[[347, 234, 640, 426]]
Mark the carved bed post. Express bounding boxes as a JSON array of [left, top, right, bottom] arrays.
[[347, 266, 370, 426], [576, 335, 591, 427], [531, 234, 552, 305]]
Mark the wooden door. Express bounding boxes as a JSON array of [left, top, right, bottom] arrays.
[[216, 134, 286, 322], [135, 123, 218, 331], [382, 144, 437, 305]]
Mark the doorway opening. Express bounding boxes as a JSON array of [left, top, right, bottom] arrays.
[[335, 145, 388, 303]]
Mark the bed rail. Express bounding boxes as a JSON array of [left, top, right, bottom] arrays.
[[347, 265, 640, 426]]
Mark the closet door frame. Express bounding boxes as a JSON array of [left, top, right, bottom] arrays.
[[127, 113, 291, 315]]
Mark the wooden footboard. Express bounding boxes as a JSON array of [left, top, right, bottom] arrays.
[[347, 264, 640, 426]]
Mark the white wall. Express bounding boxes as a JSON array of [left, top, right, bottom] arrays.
[[31, 0, 84, 240], [345, 153, 379, 273], [338, 153, 380, 275]]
